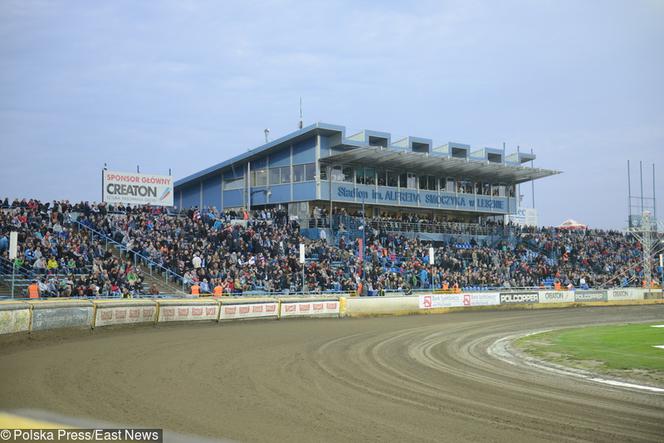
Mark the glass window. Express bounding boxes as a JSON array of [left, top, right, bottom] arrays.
[[293, 164, 305, 182], [305, 163, 316, 181], [446, 178, 455, 192], [252, 168, 267, 186], [407, 173, 417, 189], [356, 168, 365, 184], [377, 170, 386, 187], [280, 166, 291, 184], [320, 167, 328, 181], [342, 166, 354, 183], [224, 177, 244, 190], [364, 168, 375, 185], [387, 171, 398, 187], [269, 168, 280, 185], [331, 166, 344, 182], [419, 175, 428, 190], [399, 173, 407, 188]]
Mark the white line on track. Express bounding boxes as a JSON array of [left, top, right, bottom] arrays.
[[488, 330, 664, 394]]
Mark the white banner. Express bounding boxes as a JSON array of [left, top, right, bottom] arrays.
[[219, 302, 279, 320], [95, 305, 157, 327], [280, 300, 340, 317], [158, 304, 219, 322], [103, 170, 173, 206], [9, 232, 17, 260], [538, 290, 575, 304], [419, 293, 500, 309], [608, 288, 644, 301]]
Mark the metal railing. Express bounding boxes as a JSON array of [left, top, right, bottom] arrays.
[[302, 215, 504, 237], [70, 218, 188, 293]]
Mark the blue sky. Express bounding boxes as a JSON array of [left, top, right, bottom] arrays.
[[1, 0, 662, 228]]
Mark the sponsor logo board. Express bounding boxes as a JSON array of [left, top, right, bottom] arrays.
[[419, 293, 500, 309], [499, 292, 539, 304], [103, 170, 173, 206], [538, 291, 575, 304], [574, 290, 608, 302], [219, 303, 279, 320], [158, 304, 219, 322], [280, 301, 340, 317], [608, 288, 644, 301], [95, 305, 157, 327]]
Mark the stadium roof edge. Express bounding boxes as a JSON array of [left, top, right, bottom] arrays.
[[174, 122, 344, 187], [174, 122, 561, 188]]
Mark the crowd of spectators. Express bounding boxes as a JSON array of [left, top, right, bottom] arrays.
[[1, 197, 658, 297], [0, 198, 147, 296]]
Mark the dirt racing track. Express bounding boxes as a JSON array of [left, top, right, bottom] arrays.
[[1, 305, 663, 442]]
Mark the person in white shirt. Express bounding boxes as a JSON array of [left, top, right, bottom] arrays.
[[192, 253, 202, 269]]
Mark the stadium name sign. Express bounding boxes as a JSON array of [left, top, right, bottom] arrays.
[[103, 170, 173, 206], [335, 185, 506, 211]]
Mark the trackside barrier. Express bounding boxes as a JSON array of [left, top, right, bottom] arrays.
[[608, 288, 646, 301], [219, 297, 279, 321], [538, 290, 575, 304], [0, 301, 31, 335], [1, 290, 662, 336], [157, 299, 220, 323], [92, 300, 158, 328], [419, 292, 500, 309], [499, 291, 539, 304], [344, 296, 419, 316], [29, 300, 94, 331], [279, 297, 340, 318], [644, 289, 663, 300], [574, 290, 608, 302]]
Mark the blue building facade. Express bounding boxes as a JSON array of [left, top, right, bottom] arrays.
[[174, 123, 558, 222]]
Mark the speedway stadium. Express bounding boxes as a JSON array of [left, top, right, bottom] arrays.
[[0, 124, 663, 442]]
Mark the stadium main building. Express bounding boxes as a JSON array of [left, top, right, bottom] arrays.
[[174, 123, 558, 223]]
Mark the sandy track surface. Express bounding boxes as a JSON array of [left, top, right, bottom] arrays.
[[1, 306, 663, 442]]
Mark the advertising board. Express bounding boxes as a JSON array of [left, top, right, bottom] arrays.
[[30, 302, 94, 331], [95, 303, 157, 327], [103, 170, 173, 206], [419, 293, 500, 309], [607, 288, 644, 301], [0, 303, 31, 334], [158, 303, 219, 322], [219, 302, 279, 320], [538, 290, 575, 304], [279, 300, 340, 318], [499, 292, 539, 304], [574, 290, 608, 302]]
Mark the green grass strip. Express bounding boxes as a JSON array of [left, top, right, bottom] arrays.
[[516, 323, 664, 371]]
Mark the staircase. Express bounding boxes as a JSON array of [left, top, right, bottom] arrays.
[[107, 247, 186, 295], [71, 219, 187, 296]]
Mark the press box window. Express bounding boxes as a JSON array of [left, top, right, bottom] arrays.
[[305, 163, 315, 181], [280, 166, 290, 184], [269, 168, 280, 185], [252, 168, 267, 186], [293, 164, 305, 182]]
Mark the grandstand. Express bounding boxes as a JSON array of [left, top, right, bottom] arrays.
[[0, 197, 659, 298], [173, 122, 559, 242]]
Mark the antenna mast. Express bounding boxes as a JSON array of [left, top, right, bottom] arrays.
[[298, 97, 303, 129]]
